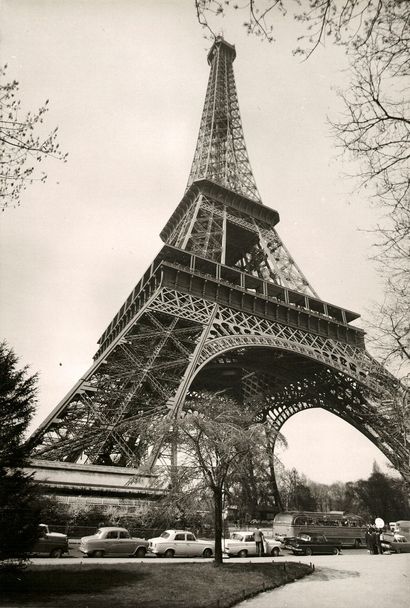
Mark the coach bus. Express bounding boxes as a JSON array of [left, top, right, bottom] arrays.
[[273, 511, 367, 548]]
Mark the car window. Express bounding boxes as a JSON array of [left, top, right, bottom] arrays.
[[106, 531, 118, 539], [119, 531, 130, 539], [174, 534, 185, 541], [186, 534, 195, 541], [245, 535, 254, 542], [160, 532, 170, 538]]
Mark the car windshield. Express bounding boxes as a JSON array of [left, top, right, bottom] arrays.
[[160, 532, 170, 538], [297, 534, 311, 542], [230, 533, 244, 541], [95, 529, 104, 537]]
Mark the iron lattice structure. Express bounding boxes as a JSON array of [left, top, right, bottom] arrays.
[[32, 38, 409, 495]]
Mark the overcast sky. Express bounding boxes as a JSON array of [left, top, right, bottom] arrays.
[[0, 0, 393, 484]]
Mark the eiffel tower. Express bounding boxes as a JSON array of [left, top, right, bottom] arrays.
[[32, 37, 409, 502]]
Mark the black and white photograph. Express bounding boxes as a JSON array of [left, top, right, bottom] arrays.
[[0, 1, 409, 607]]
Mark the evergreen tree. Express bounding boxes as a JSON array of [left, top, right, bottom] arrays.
[[0, 342, 42, 563]]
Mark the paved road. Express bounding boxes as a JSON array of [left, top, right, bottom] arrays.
[[236, 553, 410, 608], [30, 544, 366, 564]]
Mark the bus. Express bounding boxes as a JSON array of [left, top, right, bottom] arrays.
[[273, 511, 367, 548]]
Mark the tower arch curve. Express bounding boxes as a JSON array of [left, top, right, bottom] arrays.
[[29, 36, 409, 500], [186, 337, 407, 486]]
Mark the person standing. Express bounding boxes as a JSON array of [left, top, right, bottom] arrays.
[[370, 527, 379, 554], [365, 525, 372, 553], [254, 527, 264, 556]]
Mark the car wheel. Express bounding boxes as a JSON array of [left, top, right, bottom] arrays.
[[333, 547, 339, 555], [202, 548, 213, 558], [93, 550, 104, 558], [164, 549, 175, 558], [305, 547, 313, 556], [271, 547, 280, 557], [50, 548, 63, 558], [134, 547, 147, 558], [238, 549, 248, 558]]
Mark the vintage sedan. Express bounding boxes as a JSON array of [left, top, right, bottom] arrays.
[[224, 531, 282, 557], [80, 527, 148, 558], [381, 533, 410, 554], [286, 533, 341, 556], [31, 524, 69, 558], [148, 530, 214, 558]]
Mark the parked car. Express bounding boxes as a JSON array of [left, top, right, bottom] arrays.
[[285, 533, 341, 556], [148, 530, 214, 558], [381, 533, 410, 554], [224, 531, 282, 557], [79, 527, 148, 558], [31, 523, 69, 558]]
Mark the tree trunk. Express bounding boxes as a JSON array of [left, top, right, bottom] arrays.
[[213, 486, 224, 566]]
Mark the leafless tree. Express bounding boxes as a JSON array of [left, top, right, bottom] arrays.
[[330, 6, 409, 371], [0, 65, 67, 211], [195, 1, 389, 53]]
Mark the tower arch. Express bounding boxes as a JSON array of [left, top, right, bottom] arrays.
[[29, 36, 409, 501]]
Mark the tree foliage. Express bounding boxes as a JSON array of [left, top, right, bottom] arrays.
[[0, 342, 42, 564], [342, 464, 410, 522], [0, 65, 67, 211], [227, 425, 287, 520], [277, 467, 316, 511], [282, 463, 410, 523], [174, 393, 271, 564]]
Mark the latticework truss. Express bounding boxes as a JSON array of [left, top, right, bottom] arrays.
[[32, 276, 409, 482], [31, 36, 409, 497], [164, 184, 317, 296], [187, 37, 261, 202]]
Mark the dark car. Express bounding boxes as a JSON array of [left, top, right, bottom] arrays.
[[31, 524, 69, 558], [381, 533, 410, 554], [286, 533, 341, 556]]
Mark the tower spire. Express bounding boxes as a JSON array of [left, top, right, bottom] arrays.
[[29, 39, 405, 504], [187, 36, 261, 202]]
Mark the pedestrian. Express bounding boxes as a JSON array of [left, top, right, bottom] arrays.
[[254, 527, 264, 556], [365, 525, 372, 553], [375, 528, 383, 554], [370, 527, 379, 554]]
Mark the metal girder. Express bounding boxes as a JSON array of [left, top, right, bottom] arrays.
[[166, 188, 317, 296], [30, 35, 409, 496], [186, 37, 261, 202], [32, 297, 205, 467]]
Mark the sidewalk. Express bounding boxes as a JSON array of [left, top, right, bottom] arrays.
[[237, 554, 410, 608]]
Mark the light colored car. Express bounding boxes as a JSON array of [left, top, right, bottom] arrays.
[[148, 529, 214, 558], [31, 523, 69, 558], [224, 530, 282, 557], [79, 526, 148, 558]]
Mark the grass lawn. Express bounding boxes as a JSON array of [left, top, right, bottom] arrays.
[[0, 561, 312, 607]]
